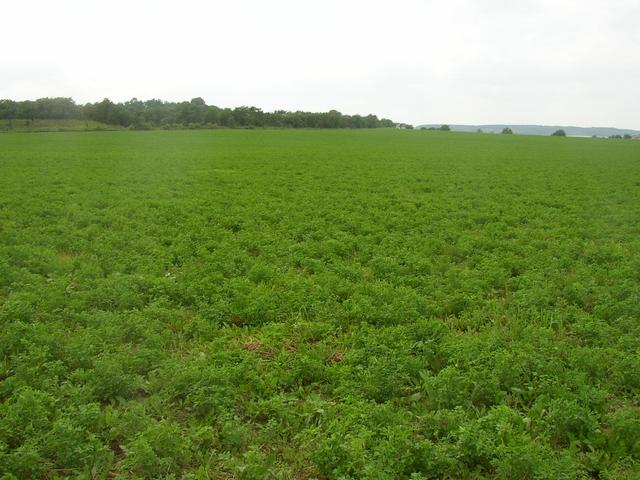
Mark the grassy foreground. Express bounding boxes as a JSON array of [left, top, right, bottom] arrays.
[[0, 130, 639, 479]]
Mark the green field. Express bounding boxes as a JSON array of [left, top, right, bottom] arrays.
[[0, 119, 121, 133], [1, 130, 639, 479]]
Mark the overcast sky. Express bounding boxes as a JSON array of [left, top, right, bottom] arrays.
[[2, 0, 639, 128]]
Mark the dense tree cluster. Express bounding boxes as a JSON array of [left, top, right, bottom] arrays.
[[611, 134, 634, 140], [419, 125, 450, 131], [0, 97, 396, 129], [608, 135, 629, 139]]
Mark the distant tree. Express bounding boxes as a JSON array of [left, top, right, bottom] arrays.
[[17, 101, 36, 123], [0, 100, 16, 118], [476, 128, 483, 133], [623, 134, 632, 139], [379, 118, 395, 128], [232, 106, 265, 127], [609, 135, 622, 139], [439, 124, 451, 131], [0, 96, 399, 130], [551, 129, 566, 137], [501, 127, 513, 135], [30, 97, 78, 119], [84, 98, 132, 126]]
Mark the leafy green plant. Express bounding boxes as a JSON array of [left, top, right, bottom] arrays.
[[1, 129, 639, 478]]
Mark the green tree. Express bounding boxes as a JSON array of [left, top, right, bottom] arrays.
[[34, 97, 79, 119], [551, 129, 566, 136], [18, 100, 36, 123], [0, 96, 399, 129], [84, 98, 132, 126]]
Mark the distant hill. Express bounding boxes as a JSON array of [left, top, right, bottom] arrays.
[[417, 124, 640, 137]]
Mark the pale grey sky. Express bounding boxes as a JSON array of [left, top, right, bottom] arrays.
[[2, 0, 639, 128]]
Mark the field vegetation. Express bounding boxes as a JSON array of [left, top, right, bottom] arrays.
[[0, 119, 121, 133], [0, 130, 639, 479], [0, 98, 395, 130]]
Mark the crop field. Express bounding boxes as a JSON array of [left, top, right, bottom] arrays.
[[0, 129, 639, 479]]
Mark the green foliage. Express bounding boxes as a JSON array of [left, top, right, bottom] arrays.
[[552, 129, 567, 136], [121, 420, 191, 477], [0, 130, 639, 478], [0, 97, 396, 129]]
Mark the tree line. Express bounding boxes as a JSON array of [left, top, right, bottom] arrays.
[[0, 97, 397, 129]]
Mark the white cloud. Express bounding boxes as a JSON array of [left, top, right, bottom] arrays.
[[1, 0, 638, 127]]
